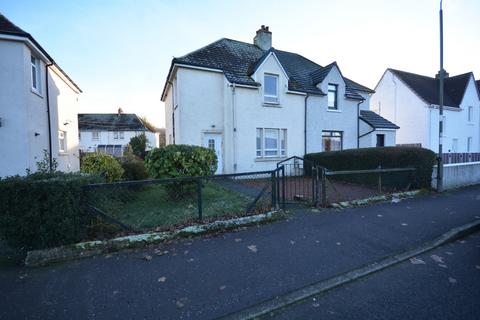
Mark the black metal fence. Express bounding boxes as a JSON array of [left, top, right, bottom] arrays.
[[321, 166, 417, 205], [83, 169, 283, 232], [441, 153, 480, 164]]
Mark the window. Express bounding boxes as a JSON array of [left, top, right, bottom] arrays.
[[468, 106, 473, 122], [31, 56, 40, 92], [327, 84, 338, 109], [467, 137, 472, 152], [376, 134, 385, 147], [58, 131, 66, 153], [264, 74, 279, 104], [92, 131, 100, 141], [322, 131, 343, 151], [208, 139, 215, 150], [451, 138, 458, 152], [113, 131, 124, 140], [256, 128, 287, 158]]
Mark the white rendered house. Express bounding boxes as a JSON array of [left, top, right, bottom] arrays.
[[161, 26, 397, 174], [0, 14, 82, 177], [371, 69, 480, 153], [78, 112, 159, 156]]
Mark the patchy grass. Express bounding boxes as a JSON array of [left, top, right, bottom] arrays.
[[93, 182, 254, 230]]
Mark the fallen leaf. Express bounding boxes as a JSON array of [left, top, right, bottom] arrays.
[[248, 245, 257, 253], [143, 255, 153, 261], [438, 264, 448, 268], [18, 274, 28, 280], [409, 257, 426, 265], [448, 277, 457, 284], [377, 214, 383, 218], [475, 265, 480, 270], [113, 290, 119, 294], [187, 258, 195, 262], [445, 251, 454, 255], [183, 250, 189, 255], [234, 238, 242, 242], [312, 303, 320, 308], [158, 277, 167, 283], [431, 255, 444, 264], [401, 223, 408, 226], [219, 285, 226, 290], [176, 298, 188, 308], [290, 240, 295, 245], [336, 242, 341, 246]]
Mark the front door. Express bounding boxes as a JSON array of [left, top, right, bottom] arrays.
[[203, 133, 223, 174]]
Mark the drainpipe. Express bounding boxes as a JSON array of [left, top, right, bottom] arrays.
[[357, 98, 365, 148], [45, 62, 54, 171], [231, 83, 237, 172], [304, 94, 310, 155]]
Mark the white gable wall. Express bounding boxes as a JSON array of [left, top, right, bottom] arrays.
[[371, 70, 430, 148]]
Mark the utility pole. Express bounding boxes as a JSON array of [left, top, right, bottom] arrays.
[[437, 0, 445, 192]]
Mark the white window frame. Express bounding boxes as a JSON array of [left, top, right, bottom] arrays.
[[256, 128, 287, 158], [263, 74, 279, 104], [467, 106, 473, 122], [467, 137, 472, 152], [92, 131, 100, 141], [119, 131, 124, 140], [31, 55, 41, 93], [327, 84, 338, 110], [322, 130, 343, 151], [58, 130, 67, 153]]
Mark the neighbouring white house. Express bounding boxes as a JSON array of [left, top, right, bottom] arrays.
[[371, 68, 480, 153], [78, 111, 160, 157], [0, 14, 82, 177], [161, 26, 398, 174]]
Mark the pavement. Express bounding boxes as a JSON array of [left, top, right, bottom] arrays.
[[1, 185, 480, 320], [274, 231, 480, 320]]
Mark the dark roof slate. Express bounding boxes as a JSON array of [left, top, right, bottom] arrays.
[[0, 13, 81, 92], [389, 69, 472, 108], [360, 110, 399, 129], [164, 38, 373, 99], [78, 114, 149, 131]]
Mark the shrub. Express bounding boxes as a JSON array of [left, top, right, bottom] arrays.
[[145, 145, 217, 198], [129, 133, 149, 159], [121, 158, 149, 181], [304, 147, 436, 189], [0, 172, 103, 250], [81, 153, 124, 182]]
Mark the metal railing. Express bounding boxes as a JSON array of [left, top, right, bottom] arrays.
[[441, 153, 480, 164]]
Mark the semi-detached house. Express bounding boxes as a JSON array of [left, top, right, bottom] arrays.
[[161, 26, 398, 174], [0, 14, 81, 177]]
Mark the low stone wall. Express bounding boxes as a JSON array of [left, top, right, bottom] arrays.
[[432, 162, 480, 190]]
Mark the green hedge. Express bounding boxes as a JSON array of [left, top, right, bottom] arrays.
[[304, 147, 436, 189], [0, 172, 103, 250]]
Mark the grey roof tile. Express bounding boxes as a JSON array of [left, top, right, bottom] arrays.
[[78, 114, 149, 131], [389, 69, 472, 108], [163, 38, 373, 99], [360, 110, 399, 129]]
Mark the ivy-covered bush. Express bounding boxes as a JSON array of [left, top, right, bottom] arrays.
[[145, 145, 217, 198], [81, 153, 124, 182], [304, 147, 436, 189], [0, 172, 103, 250]]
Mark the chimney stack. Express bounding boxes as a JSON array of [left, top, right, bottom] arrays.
[[253, 25, 272, 50], [117, 107, 123, 117]]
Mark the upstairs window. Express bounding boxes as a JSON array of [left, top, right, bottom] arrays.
[[264, 74, 279, 104], [92, 132, 100, 141], [31, 56, 41, 92], [328, 84, 338, 109], [113, 131, 124, 140], [58, 131, 67, 153], [468, 106, 473, 122]]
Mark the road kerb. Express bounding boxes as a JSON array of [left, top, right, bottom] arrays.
[[218, 218, 480, 320]]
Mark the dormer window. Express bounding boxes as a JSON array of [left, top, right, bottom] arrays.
[[264, 74, 279, 104], [328, 84, 338, 109]]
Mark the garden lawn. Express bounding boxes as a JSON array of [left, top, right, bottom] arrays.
[[94, 182, 254, 230]]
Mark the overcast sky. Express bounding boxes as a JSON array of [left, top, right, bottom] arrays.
[[2, 0, 479, 127]]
